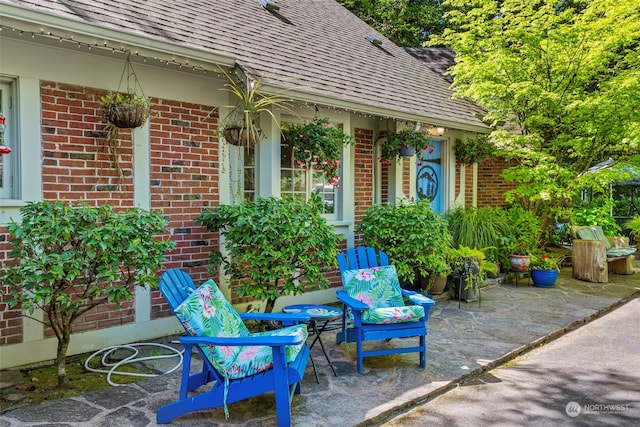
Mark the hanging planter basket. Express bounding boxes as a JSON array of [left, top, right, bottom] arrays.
[[223, 124, 261, 147], [103, 93, 150, 129], [101, 54, 150, 129]]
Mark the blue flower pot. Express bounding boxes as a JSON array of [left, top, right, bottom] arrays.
[[531, 269, 559, 288], [400, 145, 416, 157]]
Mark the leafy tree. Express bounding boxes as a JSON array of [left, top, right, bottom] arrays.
[[1, 201, 175, 387], [197, 195, 342, 314], [434, 0, 640, 236], [339, 0, 446, 46]]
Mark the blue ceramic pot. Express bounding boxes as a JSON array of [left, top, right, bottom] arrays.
[[400, 145, 416, 157], [531, 269, 558, 288]]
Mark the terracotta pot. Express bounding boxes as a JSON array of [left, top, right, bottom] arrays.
[[423, 274, 447, 295], [509, 255, 531, 271]]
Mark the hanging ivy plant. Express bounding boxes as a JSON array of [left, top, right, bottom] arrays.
[[282, 117, 353, 186], [455, 135, 496, 166]]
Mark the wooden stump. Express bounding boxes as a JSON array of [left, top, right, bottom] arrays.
[[608, 255, 636, 275], [572, 240, 608, 283]]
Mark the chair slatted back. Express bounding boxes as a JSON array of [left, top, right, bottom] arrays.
[[159, 268, 197, 312], [337, 246, 389, 273]]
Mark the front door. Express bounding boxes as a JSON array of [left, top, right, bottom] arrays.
[[416, 139, 442, 213]]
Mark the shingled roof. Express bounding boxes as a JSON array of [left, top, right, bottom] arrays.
[[405, 47, 456, 83], [2, 0, 487, 131]]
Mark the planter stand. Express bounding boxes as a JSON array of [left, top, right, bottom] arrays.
[[452, 273, 481, 309], [504, 268, 530, 287]]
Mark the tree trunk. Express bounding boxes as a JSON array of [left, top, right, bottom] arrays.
[[571, 240, 608, 283], [56, 333, 71, 387], [264, 298, 276, 314]]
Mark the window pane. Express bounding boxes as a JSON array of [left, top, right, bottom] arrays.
[[0, 82, 15, 199], [280, 120, 340, 217], [243, 147, 255, 201]]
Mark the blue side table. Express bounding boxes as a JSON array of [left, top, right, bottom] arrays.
[[282, 304, 342, 383]]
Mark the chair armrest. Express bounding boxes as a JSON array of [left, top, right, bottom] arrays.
[[180, 334, 303, 348], [607, 236, 630, 248], [404, 291, 435, 308], [241, 312, 311, 323], [336, 290, 369, 312]]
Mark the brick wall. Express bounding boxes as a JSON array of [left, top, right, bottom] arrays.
[[148, 99, 219, 317], [1, 81, 221, 345], [353, 128, 374, 244], [453, 157, 515, 208], [41, 82, 135, 204], [0, 227, 21, 345], [402, 156, 411, 197], [476, 157, 515, 207]]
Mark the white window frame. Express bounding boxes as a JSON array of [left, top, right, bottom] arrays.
[[280, 119, 344, 220], [0, 76, 42, 225], [0, 79, 17, 200]]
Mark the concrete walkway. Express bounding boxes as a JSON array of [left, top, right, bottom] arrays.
[[1, 266, 638, 426], [382, 298, 640, 426]]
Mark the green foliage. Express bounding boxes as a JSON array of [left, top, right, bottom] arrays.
[[358, 199, 453, 284], [435, 0, 640, 232], [196, 195, 341, 313], [100, 92, 149, 108], [446, 205, 540, 268], [380, 130, 432, 165], [281, 117, 354, 185], [445, 206, 510, 262], [499, 206, 542, 265], [339, 0, 446, 46], [218, 65, 292, 146], [625, 215, 640, 241], [1, 201, 175, 386], [529, 253, 559, 271], [573, 199, 622, 236], [454, 135, 496, 166], [446, 246, 494, 290]]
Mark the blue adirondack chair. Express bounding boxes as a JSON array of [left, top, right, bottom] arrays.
[[336, 247, 435, 374], [157, 269, 311, 426]]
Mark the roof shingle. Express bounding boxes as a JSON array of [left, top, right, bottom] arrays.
[[3, 0, 486, 129]]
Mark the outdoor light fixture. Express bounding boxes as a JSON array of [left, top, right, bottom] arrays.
[[412, 122, 421, 132], [427, 125, 446, 136], [260, 0, 280, 12], [365, 35, 382, 46]]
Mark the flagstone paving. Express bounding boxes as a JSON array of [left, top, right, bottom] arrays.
[[1, 264, 638, 426]]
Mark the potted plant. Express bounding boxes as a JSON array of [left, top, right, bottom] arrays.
[[454, 134, 496, 167], [358, 198, 453, 293], [625, 215, 640, 244], [218, 66, 291, 148], [508, 241, 532, 271], [281, 117, 354, 187], [447, 246, 495, 301], [101, 92, 150, 129], [498, 206, 541, 271], [379, 129, 432, 165], [446, 206, 511, 270], [529, 253, 560, 288], [196, 194, 341, 314]]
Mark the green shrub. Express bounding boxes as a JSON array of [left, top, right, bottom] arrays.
[[573, 199, 622, 236], [1, 201, 175, 387], [197, 194, 341, 313], [358, 199, 452, 285]]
